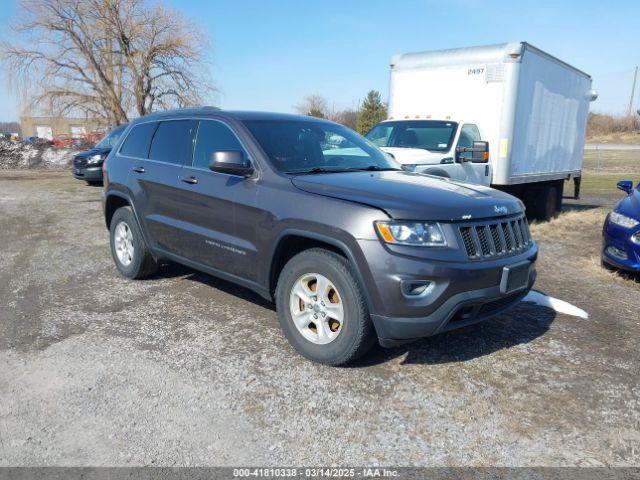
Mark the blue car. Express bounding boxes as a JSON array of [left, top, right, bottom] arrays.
[[602, 180, 640, 273]]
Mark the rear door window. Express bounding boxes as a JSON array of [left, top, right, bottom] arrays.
[[149, 120, 196, 165], [192, 120, 247, 170], [119, 122, 157, 158]]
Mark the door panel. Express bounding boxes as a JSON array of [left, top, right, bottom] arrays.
[[457, 124, 491, 186], [172, 168, 244, 271], [135, 161, 188, 253], [128, 120, 196, 254], [171, 119, 260, 281]]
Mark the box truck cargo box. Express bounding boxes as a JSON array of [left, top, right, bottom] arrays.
[[371, 42, 597, 220]]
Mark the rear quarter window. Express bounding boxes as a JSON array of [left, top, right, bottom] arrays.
[[119, 122, 157, 158]]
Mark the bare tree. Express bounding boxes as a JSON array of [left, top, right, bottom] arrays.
[[1, 0, 214, 124], [331, 109, 359, 131], [294, 94, 330, 119]]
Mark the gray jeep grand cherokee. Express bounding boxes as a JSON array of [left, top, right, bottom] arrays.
[[103, 108, 537, 365]]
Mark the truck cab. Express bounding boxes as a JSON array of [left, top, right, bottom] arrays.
[[366, 118, 491, 185]]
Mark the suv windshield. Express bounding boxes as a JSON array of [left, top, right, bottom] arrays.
[[243, 120, 399, 174], [365, 120, 458, 152], [95, 124, 127, 149]]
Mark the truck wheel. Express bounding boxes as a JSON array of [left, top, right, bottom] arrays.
[[535, 186, 558, 221], [109, 206, 158, 279], [275, 248, 375, 366]]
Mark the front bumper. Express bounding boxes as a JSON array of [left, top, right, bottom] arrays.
[[356, 238, 538, 346], [602, 222, 640, 272], [72, 166, 103, 181], [372, 273, 535, 346]]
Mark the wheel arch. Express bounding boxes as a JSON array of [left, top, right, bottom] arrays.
[[104, 191, 157, 260], [104, 192, 132, 229], [268, 230, 374, 313]]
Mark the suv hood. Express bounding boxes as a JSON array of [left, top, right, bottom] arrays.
[[291, 170, 523, 221], [381, 147, 448, 165]]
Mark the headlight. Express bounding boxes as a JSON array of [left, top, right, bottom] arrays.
[[632, 232, 640, 245], [87, 153, 104, 164], [610, 211, 639, 229], [375, 221, 447, 246]]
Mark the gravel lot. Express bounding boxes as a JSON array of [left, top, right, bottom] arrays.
[[1, 170, 639, 467]]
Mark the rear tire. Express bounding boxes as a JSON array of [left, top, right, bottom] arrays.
[[109, 206, 158, 279], [275, 248, 375, 366], [534, 186, 558, 221]]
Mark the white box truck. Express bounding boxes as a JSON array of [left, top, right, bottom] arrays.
[[365, 42, 598, 220]]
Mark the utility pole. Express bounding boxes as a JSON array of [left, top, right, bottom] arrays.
[[629, 66, 638, 116]]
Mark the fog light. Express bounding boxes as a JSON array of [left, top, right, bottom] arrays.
[[606, 246, 628, 260], [401, 280, 434, 298]]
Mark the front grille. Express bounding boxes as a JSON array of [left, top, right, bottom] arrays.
[[458, 214, 533, 260], [74, 157, 87, 168]]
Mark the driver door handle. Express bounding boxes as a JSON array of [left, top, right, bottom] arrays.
[[181, 176, 198, 185], [133, 166, 145, 173]]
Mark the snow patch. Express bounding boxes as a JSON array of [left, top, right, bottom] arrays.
[[0, 140, 77, 169], [523, 290, 589, 319]]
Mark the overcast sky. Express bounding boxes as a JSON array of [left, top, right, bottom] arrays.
[[1, 0, 639, 122]]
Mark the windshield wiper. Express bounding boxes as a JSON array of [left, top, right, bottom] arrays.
[[286, 167, 352, 175], [347, 165, 401, 172], [386, 145, 439, 151], [286, 165, 401, 175]]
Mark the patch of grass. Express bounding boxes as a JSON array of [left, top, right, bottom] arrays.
[[531, 207, 635, 285], [582, 149, 640, 173], [577, 172, 634, 198]]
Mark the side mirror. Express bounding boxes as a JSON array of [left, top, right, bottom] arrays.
[[617, 180, 633, 194], [209, 151, 253, 177], [455, 141, 489, 163], [470, 141, 489, 163]]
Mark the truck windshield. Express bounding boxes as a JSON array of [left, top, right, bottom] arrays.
[[365, 120, 458, 152], [243, 120, 400, 174]]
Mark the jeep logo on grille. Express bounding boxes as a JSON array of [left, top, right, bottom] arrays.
[[494, 205, 508, 215]]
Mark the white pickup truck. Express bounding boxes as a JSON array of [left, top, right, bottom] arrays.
[[366, 42, 598, 220]]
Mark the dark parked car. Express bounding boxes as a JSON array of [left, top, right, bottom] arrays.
[[72, 124, 127, 184], [103, 109, 538, 365], [602, 180, 640, 273]]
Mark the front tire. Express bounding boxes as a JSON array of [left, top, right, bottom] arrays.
[[109, 206, 158, 279], [275, 248, 375, 366]]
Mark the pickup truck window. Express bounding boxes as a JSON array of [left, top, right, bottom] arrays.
[[244, 120, 399, 174], [193, 120, 247, 169], [365, 120, 457, 152]]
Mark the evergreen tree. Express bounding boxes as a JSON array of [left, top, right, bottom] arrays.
[[356, 90, 387, 134]]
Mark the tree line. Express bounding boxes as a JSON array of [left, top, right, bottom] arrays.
[[294, 91, 388, 135]]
